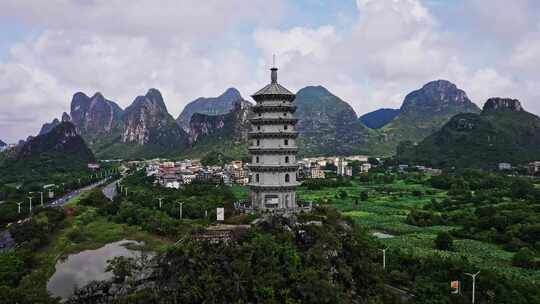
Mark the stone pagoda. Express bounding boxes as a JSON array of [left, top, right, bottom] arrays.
[[248, 65, 300, 211]]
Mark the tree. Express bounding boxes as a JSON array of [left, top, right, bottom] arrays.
[[434, 232, 454, 251], [360, 191, 368, 202], [512, 248, 535, 269]]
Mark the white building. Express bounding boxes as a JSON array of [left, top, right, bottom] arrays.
[[498, 163, 512, 171]]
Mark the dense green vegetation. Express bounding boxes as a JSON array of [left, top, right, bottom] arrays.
[[3, 163, 540, 303], [398, 109, 540, 169], [239, 171, 539, 303], [68, 207, 394, 303]]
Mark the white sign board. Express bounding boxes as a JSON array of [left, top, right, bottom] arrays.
[[217, 208, 225, 221], [49, 191, 54, 199]]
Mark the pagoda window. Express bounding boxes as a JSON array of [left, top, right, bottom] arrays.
[[285, 174, 290, 183], [256, 156, 260, 163], [284, 139, 288, 145], [257, 125, 261, 131], [257, 140, 260, 146], [255, 174, 259, 182], [284, 125, 288, 130], [285, 156, 289, 163]]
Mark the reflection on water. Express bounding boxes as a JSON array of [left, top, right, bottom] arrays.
[[47, 239, 142, 300]]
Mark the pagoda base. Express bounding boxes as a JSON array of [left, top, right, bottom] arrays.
[[250, 189, 297, 210]]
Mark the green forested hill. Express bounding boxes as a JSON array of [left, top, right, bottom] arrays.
[[0, 122, 95, 181], [370, 80, 480, 155], [398, 98, 540, 168]]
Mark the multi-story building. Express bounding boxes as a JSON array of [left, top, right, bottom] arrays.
[[248, 65, 299, 211], [310, 165, 326, 179]]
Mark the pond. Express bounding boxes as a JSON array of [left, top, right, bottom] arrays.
[[47, 239, 143, 300]]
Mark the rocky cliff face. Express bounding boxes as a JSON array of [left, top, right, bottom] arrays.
[[122, 89, 188, 149], [38, 112, 72, 136], [483, 97, 523, 112], [61, 112, 71, 122], [295, 86, 372, 156], [38, 118, 61, 136], [70, 92, 124, 136], [370, 80, 481, 155], [188, 101, 251, 144], [177, 88, 250, 131], [400, 80, 474, 113]]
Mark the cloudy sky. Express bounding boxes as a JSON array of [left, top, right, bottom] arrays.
[[1, 0, 539, 142]]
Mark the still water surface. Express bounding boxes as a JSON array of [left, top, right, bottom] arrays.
[[47, 239, 142, 299]]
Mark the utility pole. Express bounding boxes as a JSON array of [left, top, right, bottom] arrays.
[[465, 271, 480, 304], [17, 202, 22, 214], [28, 196, 33, 213], [380, 249, 387, 270], [40, 191, 44, 206], [177, 202, 183, 220]]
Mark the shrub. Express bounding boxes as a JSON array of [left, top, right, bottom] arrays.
[[434, 232, 454, 251]]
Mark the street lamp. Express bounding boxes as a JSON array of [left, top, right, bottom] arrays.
[[380, 248, 387, 270], [465, 271, 480, 304], [124, 187, 128, 197], [156, 197, 164, 209], [28, 196, 33, 213], [16, 202, 22, 214], [177, 202, 183, 220]]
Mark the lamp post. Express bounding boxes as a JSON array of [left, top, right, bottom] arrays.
[[380, 249, 387, 270], [28, 196, 33, 213], [17, 202, 22, 214], [177, 202, 183, 220], [39, 191, 44, 206], [124, 187, 128, 197], [157, 197, 163, 209], [465, 271, 480, 304]]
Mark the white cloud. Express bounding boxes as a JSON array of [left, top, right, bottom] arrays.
[[1, 0, 540, 142], [253, 0, 540, 116], [0, 0, 287, 142]]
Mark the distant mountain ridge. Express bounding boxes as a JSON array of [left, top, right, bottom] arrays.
[[360, 108, 400, 129], [295, 86, 372, 156], [31, 79, 506, 160], [398, 97, 540, 168], [369, 80, 481, 155], [176, 88, 251, 131]]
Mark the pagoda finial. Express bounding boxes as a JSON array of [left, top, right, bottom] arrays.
[[270, 54, 278, 83]]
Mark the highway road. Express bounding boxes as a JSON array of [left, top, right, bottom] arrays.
[[46, 178, 118, 207], [1, 178, 120, 252]]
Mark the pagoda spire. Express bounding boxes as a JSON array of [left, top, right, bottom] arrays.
[[271, 54, 277, 83]]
